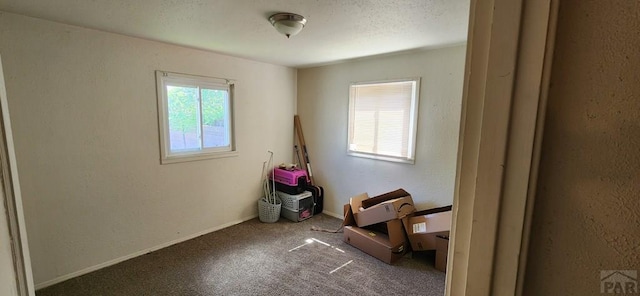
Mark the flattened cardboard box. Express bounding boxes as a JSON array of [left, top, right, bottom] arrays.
[[342, 204, 409, 264], [403, 210, 452, 251], [349, 193, 415, 227]]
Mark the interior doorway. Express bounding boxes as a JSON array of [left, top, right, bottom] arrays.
[[446, 0, 558, 295]]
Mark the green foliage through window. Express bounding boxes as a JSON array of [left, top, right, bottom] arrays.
[[157, 71, 234, 162]]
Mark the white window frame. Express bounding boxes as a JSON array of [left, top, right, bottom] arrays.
[[156, 71, 237, 164], [347, 78, 421, 164]]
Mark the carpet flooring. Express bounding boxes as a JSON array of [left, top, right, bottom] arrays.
[[36, 214, 445, 296]]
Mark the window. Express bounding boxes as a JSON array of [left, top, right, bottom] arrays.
[[348, 78, 420, 164], [156, 71, 236, 164]]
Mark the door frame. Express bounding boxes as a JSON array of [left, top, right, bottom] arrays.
[[0, 55, 35, 295], [446, 0, 559, 295]]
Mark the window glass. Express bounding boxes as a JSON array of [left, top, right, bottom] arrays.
[[156, 71, 236, 164]]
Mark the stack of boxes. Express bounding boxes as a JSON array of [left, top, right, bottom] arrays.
[[343, 188, 452, 270]]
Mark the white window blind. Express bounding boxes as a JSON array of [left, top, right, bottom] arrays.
[[348, 78, 420, 163]]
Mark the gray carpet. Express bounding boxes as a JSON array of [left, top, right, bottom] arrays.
[[36, 214, 445, 296]]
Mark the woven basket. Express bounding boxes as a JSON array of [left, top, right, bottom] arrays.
[[258, 196, 281, 223]]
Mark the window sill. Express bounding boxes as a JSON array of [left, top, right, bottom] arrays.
[[347, 151, 415, 164], [161, 150, 238, 164]]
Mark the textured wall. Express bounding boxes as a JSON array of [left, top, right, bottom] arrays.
[[0, 12, 296, 287], [297, 46, 465, 216], [524, 0, 640, 294]]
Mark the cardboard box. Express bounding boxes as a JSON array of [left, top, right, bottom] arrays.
[[349, 192, 415, 227], [343, 219, 408, 264], [342, 204, 409, 264], [403, 210, 452, 251], [435, 235, 449, 272]]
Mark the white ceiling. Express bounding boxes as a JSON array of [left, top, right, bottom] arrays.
[[0, 0, 470, 68]]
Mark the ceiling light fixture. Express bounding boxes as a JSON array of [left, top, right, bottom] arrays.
[[268, 13, 307, 38]]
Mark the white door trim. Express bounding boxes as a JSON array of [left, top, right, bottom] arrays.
[[446, 0, 559, 295], [0, 55, 36, 296]]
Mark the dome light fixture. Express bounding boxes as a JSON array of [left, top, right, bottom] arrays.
[[268, 13, 307, 38]]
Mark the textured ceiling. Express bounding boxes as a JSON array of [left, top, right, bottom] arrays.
[[0, 0, 470, 68]]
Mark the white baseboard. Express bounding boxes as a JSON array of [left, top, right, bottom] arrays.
[[35, 214, 258, 290], [322, 210, 344, 220]]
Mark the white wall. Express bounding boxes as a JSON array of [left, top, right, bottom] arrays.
[[0, 12, 296, 287], [297, 46, 466, 216]]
